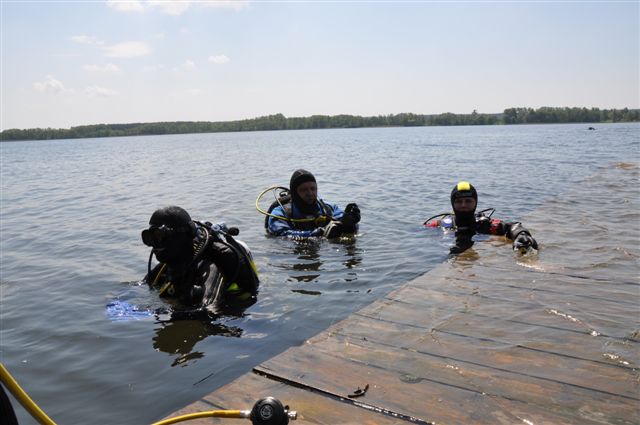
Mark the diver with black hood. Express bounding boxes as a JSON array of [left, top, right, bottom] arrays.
[[425, 181, 538, 254], [141, 206, 259, 314], [265, 169, 361, 238]]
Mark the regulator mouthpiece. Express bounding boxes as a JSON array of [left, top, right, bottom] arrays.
[[250, 397, 297, 425]]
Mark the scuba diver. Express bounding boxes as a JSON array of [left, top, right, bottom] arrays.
[[425, 181, 538, 254], [263, 169, 361, 238], [141, 206, 259, 315]]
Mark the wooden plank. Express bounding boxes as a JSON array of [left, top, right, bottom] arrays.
[[167, 372, 404, 424], [392, 274, 639, 327], [353, 296, 640, 368], [256, 344, 628, 425], [315, 313, 639, 398], [372, 283, 640, 341]]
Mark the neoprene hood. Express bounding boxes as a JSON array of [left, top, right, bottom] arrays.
[[450, 181, 478, 211]]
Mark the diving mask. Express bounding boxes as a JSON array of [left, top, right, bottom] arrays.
[[141, 225, 191, 248]]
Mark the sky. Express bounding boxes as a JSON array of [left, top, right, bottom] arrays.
[[1, 0, 638, 130]]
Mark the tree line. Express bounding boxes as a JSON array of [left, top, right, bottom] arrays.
[[1, 107, 638, 141]]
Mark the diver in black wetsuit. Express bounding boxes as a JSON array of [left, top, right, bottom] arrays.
[[266, 169, 361, 239], [141, 206, 259, 313], [427, 182, 538, 254]]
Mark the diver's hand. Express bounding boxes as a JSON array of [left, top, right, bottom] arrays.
[[513, 232, 538, 251], [450, 233, 474, 254], [323, 221, 343, 239], [450, 240, 474, 254], [344, 203, 361, 224]]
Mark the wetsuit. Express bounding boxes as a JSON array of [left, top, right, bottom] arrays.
[[145, 224, 259, 311], [267, 200, 345, 238]]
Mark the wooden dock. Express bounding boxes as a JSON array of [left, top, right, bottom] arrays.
[[164, 166, 639, 424]]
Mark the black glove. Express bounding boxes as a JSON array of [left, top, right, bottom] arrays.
[[323, 221, 343, 239], [450, 233, 474, 254], [513, 232, 538, 251], [343, 203, 360, 224]]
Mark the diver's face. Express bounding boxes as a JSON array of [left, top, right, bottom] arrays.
[[296, 181, 318, 205], [147, 221, 192, 265], [453, 197, 476, 213]]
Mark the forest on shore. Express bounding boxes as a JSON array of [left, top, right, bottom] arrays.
[[2, 106, 638, 141]]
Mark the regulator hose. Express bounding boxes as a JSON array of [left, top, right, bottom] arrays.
[[0, 363, 56, 425], [151, 410, 248, 425], [424, 208, 496, 225], [0, 363, 296, 425], [152, 397, 296, 425], [423, 212, 452, 226], [255, 185, 320, 223]]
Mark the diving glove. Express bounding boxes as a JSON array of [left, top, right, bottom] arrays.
[[450, 240, 474, 254], [343, 203, 361, 224], [450, 233, 474, 254], [323, 221, 343, 239], [513, 232, 538, 252]]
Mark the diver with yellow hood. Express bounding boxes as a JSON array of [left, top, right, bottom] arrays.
[[425, 181, 538, 254]]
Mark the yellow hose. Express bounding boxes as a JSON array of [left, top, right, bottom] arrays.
[[0, 363, 268, 425], [0, 363, 56, 425], [255, 185, 319, 223], [151, 410, 248, 425]]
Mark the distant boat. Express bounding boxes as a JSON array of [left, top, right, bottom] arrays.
[[588, 127, 596, 130]]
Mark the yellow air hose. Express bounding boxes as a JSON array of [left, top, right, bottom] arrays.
[[1, 363, 296, 425], [255, 185, 322, 223], [151, 410, 249, 425], [0, 362, 56, 425]]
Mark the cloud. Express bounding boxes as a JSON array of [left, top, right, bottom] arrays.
[[142, 64, 166, 72], [106, 0, 144, 12], [175, 59, 196, 71], [103, 41, 152, 58], [201, 1, 249, 11], [148, 0, 190, 16], [208, 54, 230, 64], [83, 63, 122, 74], [33, 75, 69, 94], [186, 88, 203, 95], [106, 0, 249, 16], [85, 86, 118, 97], [71, 35, 104, 45]]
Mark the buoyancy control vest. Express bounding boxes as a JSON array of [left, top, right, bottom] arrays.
[[264, 191, 333, 231], [147, 222, 259, 308]]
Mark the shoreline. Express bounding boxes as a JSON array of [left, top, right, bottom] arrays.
[[2, 107, 638, 142]]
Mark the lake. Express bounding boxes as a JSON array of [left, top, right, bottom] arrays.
[[1, 123, 638, 424]]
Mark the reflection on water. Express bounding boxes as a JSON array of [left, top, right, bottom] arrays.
[[273, 236, 362, 288], [341, 236, 363, 271], [286, 239, 323, 283], [153, 319, 244, 367]]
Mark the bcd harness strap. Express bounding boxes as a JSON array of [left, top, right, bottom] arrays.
[[281, 200, 333, 228], [151, 223, 258, 298]]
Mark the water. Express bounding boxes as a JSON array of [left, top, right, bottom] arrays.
[[1, 123, 638, 424]]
